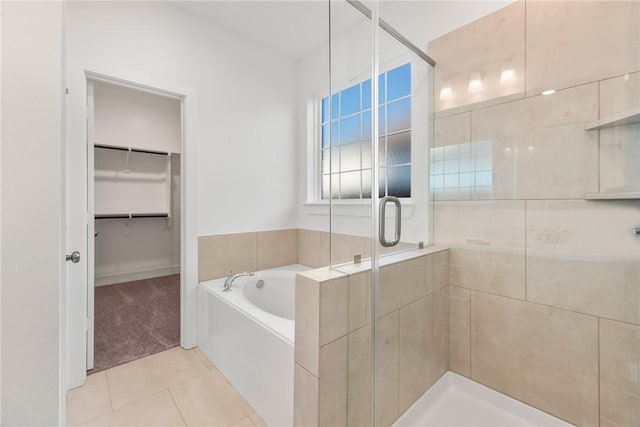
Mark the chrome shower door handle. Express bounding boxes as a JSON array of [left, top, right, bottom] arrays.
[[379, 196, 401, 247]]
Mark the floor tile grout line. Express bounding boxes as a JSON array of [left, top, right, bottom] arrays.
[[167, 388, 189, 427], [104, 371, 116, 412]]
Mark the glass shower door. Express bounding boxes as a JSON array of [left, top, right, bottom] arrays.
[[327, 2, 438, 426]]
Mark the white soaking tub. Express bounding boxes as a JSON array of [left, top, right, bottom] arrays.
[[198, 264, 310, 427]]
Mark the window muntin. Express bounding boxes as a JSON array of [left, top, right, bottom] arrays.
[[320, 63, 412, 200]]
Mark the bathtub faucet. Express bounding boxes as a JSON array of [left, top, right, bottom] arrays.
[[223, 271, 254, 292]]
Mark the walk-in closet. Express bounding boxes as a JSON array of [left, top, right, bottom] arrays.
[[90, 80, 182, 372]]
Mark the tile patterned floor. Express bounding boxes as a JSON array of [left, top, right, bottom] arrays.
[[67, 347, 267, 427]]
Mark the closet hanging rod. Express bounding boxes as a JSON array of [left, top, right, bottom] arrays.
[[95, 213, 170, 219], [94, 143, 170, 156]]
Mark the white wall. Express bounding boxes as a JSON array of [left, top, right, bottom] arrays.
[[296, 0, 515, 242], [67, 0, 298, 235], [93, 81, 182, 154], [1, 2, 64, 424]]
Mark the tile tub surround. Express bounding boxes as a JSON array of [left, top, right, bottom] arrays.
[[198, 229, 298, 281], [294, 248, 449, 427]]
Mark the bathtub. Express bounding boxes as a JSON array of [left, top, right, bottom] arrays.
[[198, 264, 310, 426]]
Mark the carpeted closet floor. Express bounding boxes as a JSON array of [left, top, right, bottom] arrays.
[[91, 274, 180, 373]]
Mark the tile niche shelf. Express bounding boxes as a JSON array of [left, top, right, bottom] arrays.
[[583, 107, 640, 200], [584, 191, 640, 200], [584, 107, 640, 130]]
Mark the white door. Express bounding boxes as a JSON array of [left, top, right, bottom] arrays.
[[66, 76, 93, 389]]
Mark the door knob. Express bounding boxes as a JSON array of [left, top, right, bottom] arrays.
[[66, 251, 81, 263]]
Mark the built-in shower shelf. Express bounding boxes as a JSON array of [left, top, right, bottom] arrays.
[[584, 108, 640, 130], [584, 191, 640, 200]]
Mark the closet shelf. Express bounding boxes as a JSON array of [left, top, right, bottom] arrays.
[[95, 143, 170, 156], [584, 191, 640, 200], [95, 213, 170, 219], [584, 108, 640, 130]]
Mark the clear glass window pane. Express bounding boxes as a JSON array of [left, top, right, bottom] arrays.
[[387, 98, 411, 133], [331, 93, 339, 120], [321, 97, 329, 123], [387, 63, 411, 101], [340, 84, 360, 117], [362, 110, 371, 140], [340, 171, 361, 199], [378, 137, 386, 167], [379, 106, 386, 135], [387, 131, 411, 166], [322, 174, 330, 199], [379, 74, 386, 104], [341, 143, 361, 172], [331, 173, 340, 199], [362, 79, 371, 110], [340, 115, 361, 145], [330, 121, 339, 147]]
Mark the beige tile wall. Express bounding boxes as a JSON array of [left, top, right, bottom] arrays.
[[294, 249, 449, 427], [430, 1, 640, 426]]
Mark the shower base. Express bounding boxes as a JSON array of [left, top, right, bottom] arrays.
[[393, 372, 573, 427]]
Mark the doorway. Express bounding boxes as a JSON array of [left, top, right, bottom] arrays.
[[87, 79, 183, 372]]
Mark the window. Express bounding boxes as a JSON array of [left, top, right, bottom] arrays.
[[320, 63, 412, 200]]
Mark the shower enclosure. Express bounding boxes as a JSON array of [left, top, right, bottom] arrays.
[[322, 1, 441, 425], [295, 0, 640, 426]]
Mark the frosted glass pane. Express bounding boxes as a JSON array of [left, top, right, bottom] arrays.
[[341, 85, 360, 116], [362, 111, 371, 140], [387, 165, 410, 197], [322, 124, 329, 149], [387, 98, 411, 133], [341, 143, 361, 172], [379, 137, 386, 167], [322, 149, 330, 174], [340, 171, 361, 199], [362, 169, 371, 198], [340, 115, 360, 145], [379, 167, 387, 198], [387, 131, 411, 166], [361, 139, 385, 169], [387, 63, 411, 101], [322, 174, 329, 199]]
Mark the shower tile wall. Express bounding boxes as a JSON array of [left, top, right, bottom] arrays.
[[430, 1, 640, 425]]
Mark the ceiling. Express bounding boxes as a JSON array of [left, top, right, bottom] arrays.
[[169, 1, 514, 62]]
